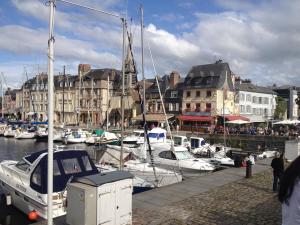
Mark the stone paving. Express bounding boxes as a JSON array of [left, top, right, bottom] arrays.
[[132, 169, 281, 225]]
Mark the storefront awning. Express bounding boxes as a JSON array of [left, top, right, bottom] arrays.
[[223, 115, 250, 121], [132, 114, 174, 122], [177, 115, 214, 122]]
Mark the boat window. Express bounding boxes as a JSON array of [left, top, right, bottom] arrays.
[[32, 164, 42, 186], [62, 158, 82, 174], [191, 139, 199, 149], [15, 159, 30, 171], [53, 160, 61, 176], [175, 151, 194, 160], [173, 136, 182, 146], [82, 156, 92, 171], [200, 140, 206, 146], [158, 151, 167, 158], [148, 133, 158, 138]]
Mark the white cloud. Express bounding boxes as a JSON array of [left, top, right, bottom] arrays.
[[2, 0, 300, 88]]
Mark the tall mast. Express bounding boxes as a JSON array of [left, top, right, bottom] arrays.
[[223, 70, 227, 147], [47, 0, 55, 224], [120, 18, 126, 170], [1, 73, 4, 120], [106, 73, 109, 130], [62, 65, 65, 125], [141, 5, 146, 127]]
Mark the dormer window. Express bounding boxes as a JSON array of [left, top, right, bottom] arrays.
[[171, 91, 178, 98], [186, 91, 191, 98]]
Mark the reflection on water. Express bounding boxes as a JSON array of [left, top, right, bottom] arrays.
[[0, 137, 96, 225]]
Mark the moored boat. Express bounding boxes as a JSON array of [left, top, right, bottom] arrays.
[[0, 149, 99, 219]]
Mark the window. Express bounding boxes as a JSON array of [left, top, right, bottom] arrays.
[[175, 103, 179, 111], [186, 91, 191, 98], [169, 103, 173, 111], [171, 91, 178, 98], [246, 105, 251, 113], [186, 103, 191, 109], [62, 158, 82, 174], [206, 91, 212, 97], [240, 105, 245, 113], [196, 91, 200, 97], [246, 94, 251, 102], [264, 97, 269, 104], [82, 156, 92, 171], [206, 103, 211, 112], [158, 151, 176, 160], [258, 97, 262, 104], [31, 164, 42, 186], [53, 160, 61, 176], [240, 93, 245, 101], [16, 159, 30, 171], [264, 108, 268, 116], [252, 96, 257, 103], [157, 103, 161, 111], [191, 138, 199, 149], [195, 103, 200, 112]]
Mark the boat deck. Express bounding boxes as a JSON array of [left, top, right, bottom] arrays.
[[32, 158, 272, 225]]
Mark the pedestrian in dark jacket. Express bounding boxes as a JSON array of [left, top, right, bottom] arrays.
[[271, 152, 284, 192]]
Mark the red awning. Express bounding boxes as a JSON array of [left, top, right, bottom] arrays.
[[223, 115, 250, 121], [177, 115, 214, 122]]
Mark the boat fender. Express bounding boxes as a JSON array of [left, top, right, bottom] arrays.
[[28, 210, 38, 221]]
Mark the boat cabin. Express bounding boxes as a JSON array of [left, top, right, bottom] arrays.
[[148, 127, 166, 142], [190, 137, 207, 149], [173, 135, 190, 148], [17, 150, 99, 194]]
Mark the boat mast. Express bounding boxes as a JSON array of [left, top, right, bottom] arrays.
[[147, 41, 182, 174], [91, 77, 94, 127], [106, 74, 109, 130], [223, 70, 227, 147], [141, 5, 146, 135], [120, 18, 126, 170], [47, 0, 55, 224], [62, 65, 65, 125], [1, 73, 4, 120]]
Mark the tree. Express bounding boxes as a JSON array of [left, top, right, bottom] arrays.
[[274, 96, 287, 120], [295, 95, 300, 109]]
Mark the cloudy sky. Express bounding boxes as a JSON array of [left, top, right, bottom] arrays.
[[0, 0, 300, 89]]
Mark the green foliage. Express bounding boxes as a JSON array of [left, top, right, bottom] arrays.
[[296, 95, 300, 108], [274, 96, 287, 119]]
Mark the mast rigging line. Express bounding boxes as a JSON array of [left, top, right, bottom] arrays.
[[55, 0, 124, 20], [146, 40, 183, 175]]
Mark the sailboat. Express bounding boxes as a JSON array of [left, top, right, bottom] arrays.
[[101, 6, 183, 188]]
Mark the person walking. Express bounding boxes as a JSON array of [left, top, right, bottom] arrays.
[[271, 152, 284, 192], [279, 155, 300, 225]]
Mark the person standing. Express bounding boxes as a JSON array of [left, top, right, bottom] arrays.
[[279, 155, 300, 225], [271, 152, 284, 192]]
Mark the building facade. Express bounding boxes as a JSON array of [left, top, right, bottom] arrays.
[[181, 61, 235, 116], [236, 82, 277, 122]]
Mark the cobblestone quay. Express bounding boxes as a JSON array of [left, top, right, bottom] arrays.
[[133, 169, 281, 225]]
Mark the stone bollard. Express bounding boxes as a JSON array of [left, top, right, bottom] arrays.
[[245, 160, 252, 178]]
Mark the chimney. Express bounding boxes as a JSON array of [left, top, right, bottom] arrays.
[[78, 64, 91, 77], [170, 71, 180, 89]]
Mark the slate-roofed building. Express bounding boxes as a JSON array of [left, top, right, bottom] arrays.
[[178, 60, 236, 132], [236, 81, 277, 122], [182, 60, 235, 116], [75, 66, 121, 126], [164, 71, 183, 115]]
